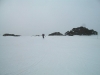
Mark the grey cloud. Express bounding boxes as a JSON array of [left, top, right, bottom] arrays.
[[0, 0, 100, 35]]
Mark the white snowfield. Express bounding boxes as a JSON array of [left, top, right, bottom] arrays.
[[0, 35, 100, 75]]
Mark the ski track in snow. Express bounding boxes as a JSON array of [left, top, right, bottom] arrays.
[[0, 35, 100, 75]]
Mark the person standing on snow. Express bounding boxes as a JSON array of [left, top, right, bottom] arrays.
[[42, 34, 45, 39]]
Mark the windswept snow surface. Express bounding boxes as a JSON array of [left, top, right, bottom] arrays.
[[0, 35, 100, 75]]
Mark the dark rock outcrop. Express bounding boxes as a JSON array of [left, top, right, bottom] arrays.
[[49, 32, 63, 36], [65, 26, 98, 36], [3, 33, 20, 36]]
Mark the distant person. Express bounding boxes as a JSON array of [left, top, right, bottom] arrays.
[[42, 34, 45, 39]]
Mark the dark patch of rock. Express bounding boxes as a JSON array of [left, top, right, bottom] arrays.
[[49, 32, 63, 36], [3, 33, 20, 37], [65, 26, 98, 36]]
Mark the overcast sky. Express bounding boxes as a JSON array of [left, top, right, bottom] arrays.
[[0, 0, 100, 35]]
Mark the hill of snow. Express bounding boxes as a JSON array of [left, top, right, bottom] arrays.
[[0, 35, 100, 75]]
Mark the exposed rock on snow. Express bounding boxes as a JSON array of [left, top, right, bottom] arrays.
[[49, 32, 63, 36], [3, 33, 20, 36], [65, 26, 98, 36]]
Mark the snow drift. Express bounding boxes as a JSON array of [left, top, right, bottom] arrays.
[[0, 35, 100, 75]]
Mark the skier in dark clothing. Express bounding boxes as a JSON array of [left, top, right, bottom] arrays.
[[42, 34, 45, 39]]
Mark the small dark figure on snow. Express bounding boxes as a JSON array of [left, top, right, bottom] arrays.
[[42, 34, 45, 39]]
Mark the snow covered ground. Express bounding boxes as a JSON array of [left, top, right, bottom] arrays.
[[0, 35, 100, 75]]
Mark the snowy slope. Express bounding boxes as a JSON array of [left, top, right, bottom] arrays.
[[0, 35, 100, 75]]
